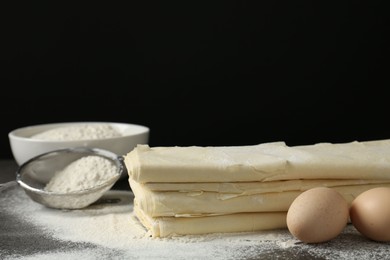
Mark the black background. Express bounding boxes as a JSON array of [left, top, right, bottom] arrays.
[[1, 2, 389, 159]]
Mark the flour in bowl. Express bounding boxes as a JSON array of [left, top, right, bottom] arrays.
[[31, 124, 122, 141], [44, 155, 119, 193]]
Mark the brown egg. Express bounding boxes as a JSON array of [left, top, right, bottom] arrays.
[[350, 187, 390, 242], [286, 187, 349, 243]]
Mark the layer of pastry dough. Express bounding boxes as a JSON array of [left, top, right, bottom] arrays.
[[125, 139, 390, 183], [130, 179, 390, 217], [143, 179, 390, 197], [133, 200, 287, 237]]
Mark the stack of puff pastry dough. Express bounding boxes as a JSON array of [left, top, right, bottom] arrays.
[[124, 139, 390, 237]]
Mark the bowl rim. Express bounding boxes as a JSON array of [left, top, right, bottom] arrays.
[[16, 147, 124, 196], [8, 121, 149, 143]]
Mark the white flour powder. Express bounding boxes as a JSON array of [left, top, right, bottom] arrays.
[[31, 124, 122, 141], [2, 183, 390, 260], [44, 155, 118, 193]]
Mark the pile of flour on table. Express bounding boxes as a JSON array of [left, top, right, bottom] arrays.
[[31, 123, 122, 141]]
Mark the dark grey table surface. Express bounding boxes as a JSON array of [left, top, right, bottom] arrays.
[[0, 159, 18, 184], [1, 159, 390, 259]]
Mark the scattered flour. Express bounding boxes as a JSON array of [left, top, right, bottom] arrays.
[[44, 155, 119, 193], [31, 124, 122, 141], [2, 183, 390, 260]]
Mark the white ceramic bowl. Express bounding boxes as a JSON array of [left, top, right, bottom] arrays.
[[8, 122, 150, 167]]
